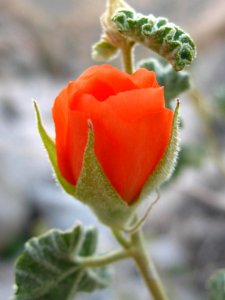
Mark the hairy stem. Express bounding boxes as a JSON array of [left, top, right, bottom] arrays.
[[113, 226, 170, 300], [121, 43, 134, 74], [130, 229, 170, 300]]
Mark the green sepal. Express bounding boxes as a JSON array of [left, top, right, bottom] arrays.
[[75, 123, 135, 228], [92, 40, 119, 62], [136, 102, 180, 203], [208, 269, 225, 300], [13, 224, 111, 300], [112, 9, 197, 71], [33, 101, 75, 196], [138, 58, 191, 103]]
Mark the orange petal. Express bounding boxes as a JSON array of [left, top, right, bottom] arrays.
[[77, 64, 137, 94], [131, 68, 160, 88], [52, 81, 77, 184], [106, 87, 165, 122], [71, 76, 116, 102]]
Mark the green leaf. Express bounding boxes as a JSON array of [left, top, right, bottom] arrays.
[[137, 102, 180, 202], [92, 40, 119, 62], [112, 9, 197, 71], [13, 224, 111, 300], [138, 58, 191, 103], [208, 269, 225, 300], [75, 123, 135, 228], [33, 101, 75, 196], [169, 144, 205, 180]]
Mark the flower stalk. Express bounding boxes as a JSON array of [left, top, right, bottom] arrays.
[[130, 229, 169, 300], [112, 228, 169, 300], [121, 42, 134, 74]]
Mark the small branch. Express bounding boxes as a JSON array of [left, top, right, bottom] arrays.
[[77, 249, 130, 268], [112, 229, 131, 248]]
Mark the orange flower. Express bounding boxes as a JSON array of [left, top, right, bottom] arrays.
[[52, 64, 173, 204]]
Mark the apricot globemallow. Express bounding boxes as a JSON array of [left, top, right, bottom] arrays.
[[52, 64, 174, 204]]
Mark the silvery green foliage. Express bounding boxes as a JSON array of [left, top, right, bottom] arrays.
[[112, 9, 196, 71], [13, 224, 110, 300], [208, 269, 225, 300], [138, 58, 191, 103], [92, 40, 118, 62]]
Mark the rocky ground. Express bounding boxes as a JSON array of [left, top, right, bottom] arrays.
[[0, 0, 225, 299]]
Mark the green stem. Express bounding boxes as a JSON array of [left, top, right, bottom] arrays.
[[78, 249, 129, 268], [121, 43, 134, 74], [130, 229, 169, 300], [112, 228, 130, 248]]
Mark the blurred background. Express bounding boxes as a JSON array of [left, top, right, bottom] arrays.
[[0, 0, 225, 299]]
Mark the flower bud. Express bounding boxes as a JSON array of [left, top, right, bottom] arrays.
[[35, 65, 179, 228]]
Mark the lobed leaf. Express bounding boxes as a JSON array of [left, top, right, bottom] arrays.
[[13, 224, 111, 300], [112, 9, 197, 71], [208, 269, 225, 300]]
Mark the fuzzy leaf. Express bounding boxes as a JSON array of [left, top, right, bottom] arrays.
[[170, 144, 205, 180], [13, 224, 111, 300], [92, 40, 118, 61], [137, 102, 180, 202], [138, 58, 191, 102], [112, 9, 196, 71], [75, 124, 134, 228], [34, 101, 75, 196], [208, 269, 225, 300]]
